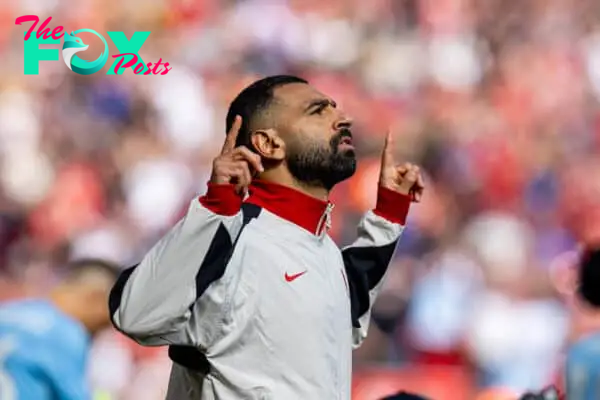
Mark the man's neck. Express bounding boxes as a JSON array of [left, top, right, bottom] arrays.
[[568, 298, 600, 343], [49, 288, 80, 324], [257, 170, 329, 202], [291, 180, 329, 202]]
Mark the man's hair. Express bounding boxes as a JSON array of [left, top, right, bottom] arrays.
[[379, 392, 430, 400], [64, 258, 121, 283], [518, 386, 563, 400], [225, 75, 308, 149], [578, 247, 600, 307]]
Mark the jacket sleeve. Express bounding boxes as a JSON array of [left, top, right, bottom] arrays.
[[342, 186, 410, 348], [565, 335, 600, 400], [109, 183, 250, 348]]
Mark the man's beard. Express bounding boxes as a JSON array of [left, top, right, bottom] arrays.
[[286, 130, 357, 190]]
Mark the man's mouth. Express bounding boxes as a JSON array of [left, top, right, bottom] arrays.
[[339, 136, 353, 146], [338, 139, 354, 153], [336, 130, 354, 150]]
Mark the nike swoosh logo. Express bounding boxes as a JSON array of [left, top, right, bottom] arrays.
[[285, 271, 307, 282]]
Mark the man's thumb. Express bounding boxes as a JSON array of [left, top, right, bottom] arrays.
[[401, 168, 418, 187]]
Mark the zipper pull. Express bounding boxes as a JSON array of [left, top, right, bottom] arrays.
[[324, 202, 334, 231], [316, 202, 335, 237]]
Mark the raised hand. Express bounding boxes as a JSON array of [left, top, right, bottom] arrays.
[[210, 115, 264, 194], [379, 130, 424, 202]]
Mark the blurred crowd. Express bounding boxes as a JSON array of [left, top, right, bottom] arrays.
[[2, 0, 600, 398]]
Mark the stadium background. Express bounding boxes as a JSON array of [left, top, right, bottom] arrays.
[[2, 0, 600, 398]]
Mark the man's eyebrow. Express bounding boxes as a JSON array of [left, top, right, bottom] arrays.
[[304, 98, 336, 112]]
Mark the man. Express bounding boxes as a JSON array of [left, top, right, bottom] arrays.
[[517, 386, 562, 400], [564, 247, 600, 399], [109, 75, 424, 399], [380, 391, 431, 400], [0, 258, 120, 400]]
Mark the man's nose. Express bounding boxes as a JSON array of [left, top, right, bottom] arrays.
[[333, 114, 353, 131]]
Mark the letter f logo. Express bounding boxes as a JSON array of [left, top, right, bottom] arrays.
[[22, 33, 59, 75], [16, 15, 60, 75]]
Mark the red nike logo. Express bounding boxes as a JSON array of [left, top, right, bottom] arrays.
[[285, 271, 307, 282]]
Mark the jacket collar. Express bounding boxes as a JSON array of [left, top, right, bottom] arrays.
[[245, 180, 333, 236]]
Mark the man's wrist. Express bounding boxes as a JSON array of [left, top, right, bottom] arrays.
[[199, 182, 242, 216], [373, 186, 411, 225]]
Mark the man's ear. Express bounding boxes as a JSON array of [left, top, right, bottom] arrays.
[[251, 129, 285, 161]]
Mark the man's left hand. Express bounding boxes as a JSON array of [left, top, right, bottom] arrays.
[[379, 130, 425, 202]]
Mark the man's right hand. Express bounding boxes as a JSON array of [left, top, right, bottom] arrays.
[[210, 115, 264, 194]]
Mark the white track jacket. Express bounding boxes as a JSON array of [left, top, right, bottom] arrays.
[[109, 179, 410, 400]]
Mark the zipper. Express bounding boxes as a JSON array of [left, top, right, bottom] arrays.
[[316, 202, 335, 238]]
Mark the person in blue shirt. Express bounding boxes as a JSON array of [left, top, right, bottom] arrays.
[[565, 247, 600, 400], [0, 258, 120, 400]]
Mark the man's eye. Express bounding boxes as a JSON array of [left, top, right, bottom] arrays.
[[312, 105, 326, 115]]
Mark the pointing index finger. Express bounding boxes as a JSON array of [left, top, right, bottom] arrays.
[[381, 129, 395, 168], [222, 115, 242, 154]]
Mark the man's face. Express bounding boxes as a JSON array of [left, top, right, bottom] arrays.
[[91, 290, 112, 333], [78, 280, 114, 335], [271, 83, 356, 190]]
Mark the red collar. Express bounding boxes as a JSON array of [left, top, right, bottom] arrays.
[[246, 180, 332, 235]]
